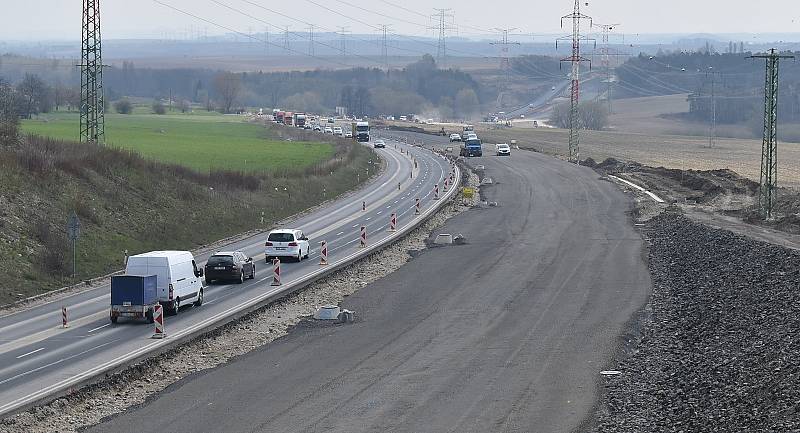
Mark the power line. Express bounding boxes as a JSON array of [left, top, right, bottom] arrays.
[[338, 26, 350, 57], [379, 24, 392, 70]]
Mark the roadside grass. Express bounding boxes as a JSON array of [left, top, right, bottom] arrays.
[[21, 111, 334, 173], [0, 123, 376, 305]]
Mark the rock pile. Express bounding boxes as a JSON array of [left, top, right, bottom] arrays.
[[594, 213, 800, 432]]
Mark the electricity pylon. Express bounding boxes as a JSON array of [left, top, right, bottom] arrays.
[[750, 49, 794, 219], [80, 0, 105, 144], [431, 9, 455, 67]]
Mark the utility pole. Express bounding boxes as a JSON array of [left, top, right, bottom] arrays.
[[264, 26, 269, 55], [284, 26, 291, 55], [490, 28, 519, 112], [705, 67, 718, 148], [750, 49, 794, 219], [80, 0, 105, 144], [338, 26, 350, 57], [430, 9, 455, 68], [557, 0, 593, 164], [307, 25, 315, 56]]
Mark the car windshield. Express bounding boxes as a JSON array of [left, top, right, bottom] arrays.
[[207, 255, 234, 265], [356, 125, 369, 132], [268, 232, 295, 242], [466, 139, 482, 146]]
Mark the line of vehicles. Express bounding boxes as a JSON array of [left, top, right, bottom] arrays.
[[109, 228, 313, 324], [271, 109, 370, 143]]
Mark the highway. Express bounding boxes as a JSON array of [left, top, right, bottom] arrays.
[[0, 136, 457, 417], [91, 131, 652, 432]]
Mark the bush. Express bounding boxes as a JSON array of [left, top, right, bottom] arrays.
[[114, 99, 133, 114], [152, 100, 166, 115]]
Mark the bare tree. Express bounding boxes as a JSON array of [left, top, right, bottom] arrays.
[[0, 79, 20, 145], [549, 102, 571, 129], [579, 101, 609, 131], [213, 72, 241, 114], [16, 73, 51, 118]]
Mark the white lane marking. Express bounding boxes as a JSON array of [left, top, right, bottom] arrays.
[[376, 211, 382, 215], [366, 217, 371, 221], [0, 340, 119, 387], [352, 224, 358, 228], [87, 324, 110, 333], [15, 348, 45, 359], [336, 231, 344, 236]]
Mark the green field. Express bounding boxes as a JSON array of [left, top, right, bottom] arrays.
[[22, 111, 334, 173]]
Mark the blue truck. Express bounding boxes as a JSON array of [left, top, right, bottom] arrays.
[[110, 275, 158, 323], [460, 138, 483, 157]]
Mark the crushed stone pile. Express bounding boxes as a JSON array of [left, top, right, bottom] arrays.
[[594, 212, 800, 432]]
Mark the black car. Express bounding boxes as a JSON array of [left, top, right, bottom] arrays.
[[205, 251, 255, 284]]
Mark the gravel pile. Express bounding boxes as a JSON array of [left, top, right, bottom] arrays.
[[594, 211, 800, 432], [0, 168, 478, 433]]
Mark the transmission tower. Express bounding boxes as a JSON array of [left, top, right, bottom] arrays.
[[750, 49, 794, 219], [80, 0, 105, 144], [557, 0, 593, 164], [338, 26, 350, 57], [264, 26, 269, 55], [430, 9, 455, 67], [307, 25, 315, 56], [284, 26, 291, 54], [490, 28, 519, 111], [379, 24, 392, 70], [593, 23, 622, 114]]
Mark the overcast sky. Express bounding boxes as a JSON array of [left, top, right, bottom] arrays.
[[4, 0, 800, 41]]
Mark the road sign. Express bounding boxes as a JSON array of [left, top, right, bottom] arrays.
[[67, 213, 81, 241]]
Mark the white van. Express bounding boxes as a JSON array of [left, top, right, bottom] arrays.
[[125, 251, 205, 315]]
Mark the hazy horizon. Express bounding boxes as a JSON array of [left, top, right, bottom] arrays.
[[5, 0, 800, 42]]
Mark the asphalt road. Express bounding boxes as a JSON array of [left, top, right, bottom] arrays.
[[0, 136, 454, 417], [92, 136, 652, 432]]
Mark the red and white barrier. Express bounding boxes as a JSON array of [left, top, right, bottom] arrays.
[[434, 183, 440, 200], [320, 241, 328, 266], [389, 213, 397, 232], [444, 178, 449, 191], [360, 226, 367, 248], [152, 305, 165, 339], [62, 306, 68, 328], [362, 201, 366, 212], [415, 198, 421, 215], [271, 258, 281, 286]]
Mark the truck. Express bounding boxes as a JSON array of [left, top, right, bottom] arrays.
[[460, 138, 483, 157], [110, 275, 158, 323], [275, 111, 285, 124], [462, 124, 475, 136], [293, 112, 307, 128], [284, 111, 294, 126], [352, 121, 370, 142], [125, 251, 205, 315]]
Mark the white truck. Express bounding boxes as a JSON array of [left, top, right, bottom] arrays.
[[124, 251, 205, 315]]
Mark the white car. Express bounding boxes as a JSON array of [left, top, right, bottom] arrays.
[[333, 126, 343, 136], [265, 229, 310, 262], [449, 133, 461, 142], [324, 127, 333, 134], [495, 143, 511, 156], [466, 133, 478, 141], [345, 131, 353, 138]]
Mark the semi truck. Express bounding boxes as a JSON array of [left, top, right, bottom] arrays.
[[275, 111, 285, 124], [352, 121, 370, 142], [293, 112, 307, 128], [460, 138, 483, 157], [284, 111, 294, 126], [110, 275, 158, 323]]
